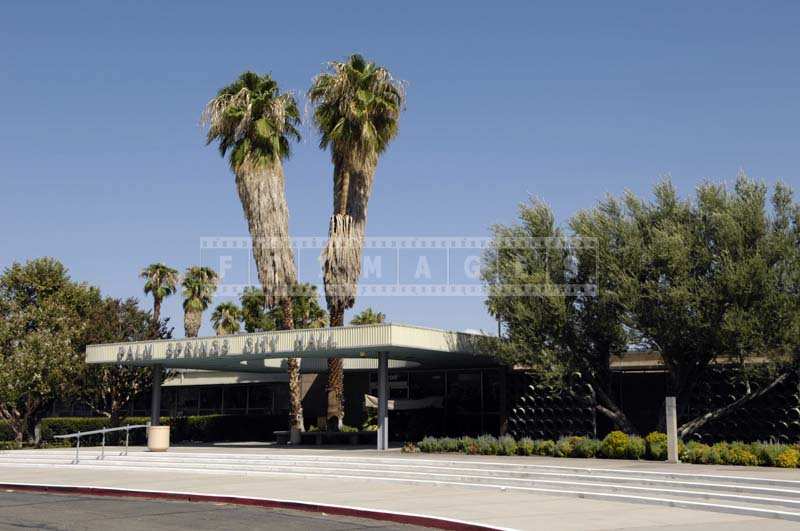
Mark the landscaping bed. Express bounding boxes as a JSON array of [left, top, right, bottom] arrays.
[[410, 430, 800, 468]]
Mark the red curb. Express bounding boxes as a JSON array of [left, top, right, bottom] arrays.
[[0, 483, 499, 530]]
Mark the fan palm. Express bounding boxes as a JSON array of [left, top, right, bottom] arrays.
[[309, 54, 405, 428], [181, 266, 218, 338], [240, 286, 277, 333], [140, 263, 179, 324], [270, 283, 328, 329], [211, 302, 242, 336], [350, 307, 386, 325], [202, 71, 304, 438]]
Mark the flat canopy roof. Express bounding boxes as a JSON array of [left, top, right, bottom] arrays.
[[85, 323, 498, 373]]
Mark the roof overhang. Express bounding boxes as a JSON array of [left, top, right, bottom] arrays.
[[85, 323, 498, 373]]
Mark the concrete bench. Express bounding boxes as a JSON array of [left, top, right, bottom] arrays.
[[274, 430, 377, 446]]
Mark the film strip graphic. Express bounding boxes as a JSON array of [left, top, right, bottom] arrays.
[[200, 236, 598, 298]]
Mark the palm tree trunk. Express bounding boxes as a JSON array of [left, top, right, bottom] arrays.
[[322, 159, 377, 431], [326, 308, 345, 430], [322, 216, 358, 431], [153, 298, 162, 324], [281, 297, 305, 442], [236, 161, 303, 441], [184, 309, 201, 338], [235, 162, 297, 307]]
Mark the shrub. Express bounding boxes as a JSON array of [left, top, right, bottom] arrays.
[[626, 436, 646, 460], [476, 435, 500, 455], [556, 436, 585, 457], [724, 442, 759, 466], [681, 441, 711, 464], [533, 439, 556, 456], [418, 436, 440, 453], [0, 420, 13, 442], [600, 431, 630, 459], [572, 437, 601, 458], [775, 448, 800, 468], [752, 443, 784, 467], [518, 437, 535, 456], [498, 435, 518, 456], [440, 437, 460, 453], [401, 441, 419, 453], [0, 441, 22, 450], [645, 432, 668, 460]]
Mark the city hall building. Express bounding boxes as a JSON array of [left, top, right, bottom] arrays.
[[83, 323, 505, 449], [79, 323, 800, 447]]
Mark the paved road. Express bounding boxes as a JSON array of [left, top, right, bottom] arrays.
[[0, 491, 427, 530]]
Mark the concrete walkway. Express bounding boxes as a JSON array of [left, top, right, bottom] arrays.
[[1, 446, 799, 530]]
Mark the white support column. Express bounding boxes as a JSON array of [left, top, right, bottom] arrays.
[[151, 364, 162, 427], [665, 396, 679, 463], [377, 352, 389, 451]]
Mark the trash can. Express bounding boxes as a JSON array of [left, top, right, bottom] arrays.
[[147, 425, 170, 452]]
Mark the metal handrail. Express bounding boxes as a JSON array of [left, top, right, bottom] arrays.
[[53, 424, 149, 463]]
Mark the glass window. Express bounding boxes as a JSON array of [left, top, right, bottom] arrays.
[[447, 371, 482, 412], [224, 386, 248, 413], [198, 387, 222, 414], [409, 371, 445, 399], [483, 370, 502, 413], [248, 384, 274, 414], [176, 388, 199, 416]]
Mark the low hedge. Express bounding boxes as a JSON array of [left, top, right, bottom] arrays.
[[7, 415, 289, 446], [413, 431, 800, 468]]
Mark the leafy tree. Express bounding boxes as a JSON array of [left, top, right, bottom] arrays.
[[79, 297, 172, 425], [0, 258, 99, 442], [211, 302, 242, 335], [139, 263, 179, 324], [618, 177, 800, 436], [483, 200, 636, 432], [351, 308, 386, 325], [203, 71, 304, 438], [181, 266, 218, 338], [309, 54, 405, 428]]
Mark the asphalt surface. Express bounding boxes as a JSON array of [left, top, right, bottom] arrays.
[[0, 491, 429, 530]]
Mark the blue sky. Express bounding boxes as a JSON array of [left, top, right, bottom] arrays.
[[2, 1, 799, 337]]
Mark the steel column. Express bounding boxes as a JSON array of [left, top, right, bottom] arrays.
[[150, 364, 162, 426], [377, 353, 389, 450]]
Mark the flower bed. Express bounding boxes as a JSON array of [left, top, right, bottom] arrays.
[[410, 430, 800, 468]]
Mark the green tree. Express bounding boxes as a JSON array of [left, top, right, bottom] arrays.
[[211, 302, 242, 335], [483, 199, 636, 432], [79, 297, 172, 425], [139, 263, 179, 324], [181, 266, 218, 338], [618, 177, 800, 436], [351, 308, 386, 325], [202, 71, 304, 438], [0, 258, 99, 442], [309, 54, 405, 429]]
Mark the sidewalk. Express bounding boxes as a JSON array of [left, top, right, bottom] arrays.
[[1, 447, 799, 530]]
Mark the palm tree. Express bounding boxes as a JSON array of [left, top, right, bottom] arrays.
[[211, 302, 242, 335], [270, 283, 328, 329], [240, 286, 276, 333], [181, 266, 218, 338], [202, 71, 305, 439], [309, 54, 405, 428], [350, 308, 386, 325], [140, 263, 179, 324]]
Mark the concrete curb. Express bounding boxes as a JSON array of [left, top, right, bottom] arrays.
[[0, 482, 508, 531]]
